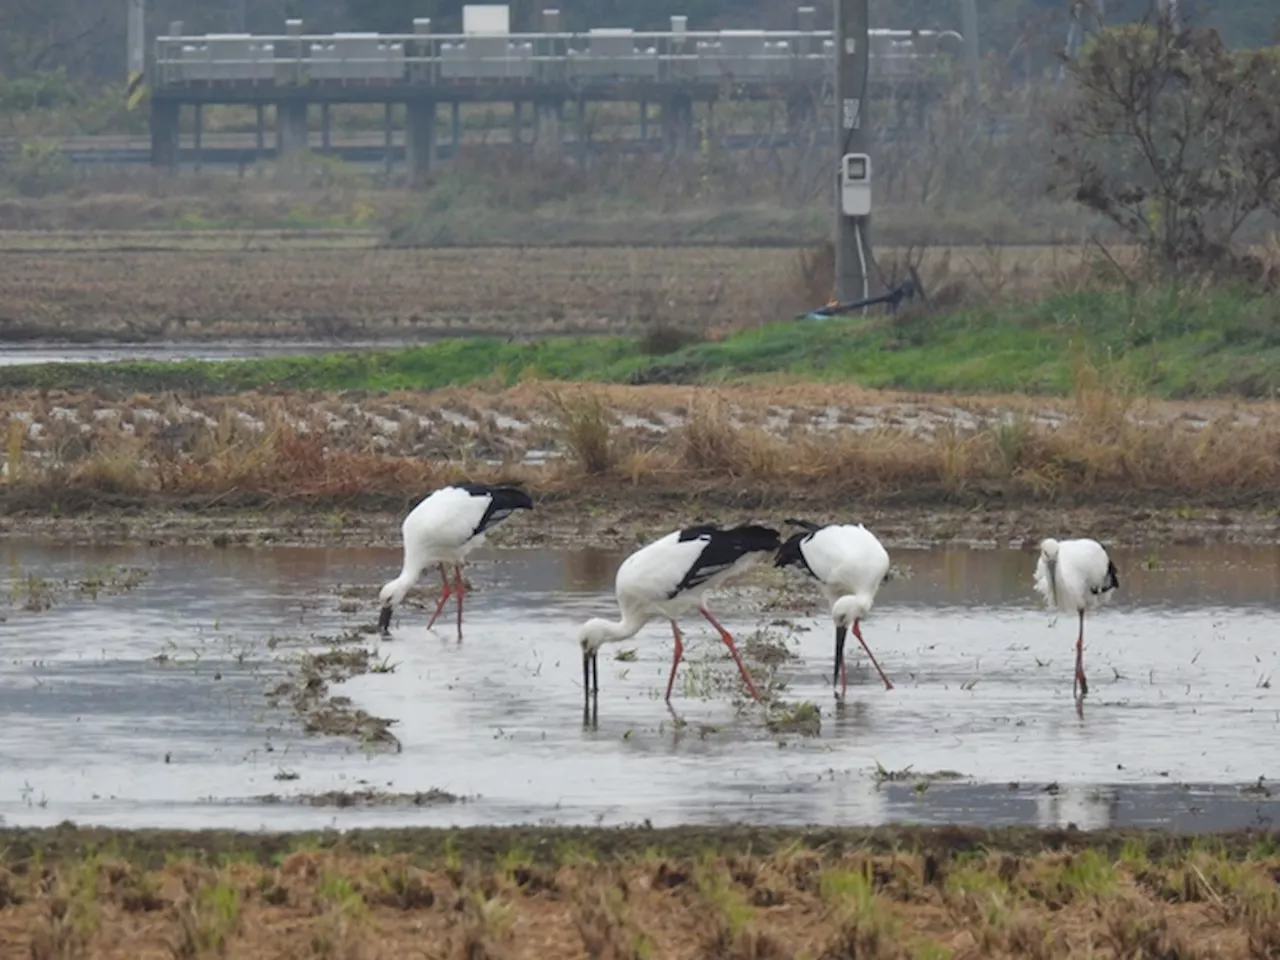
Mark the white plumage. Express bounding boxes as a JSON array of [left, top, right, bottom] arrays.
[[577, 523, 781, 706], [1033, 537, 1120, 699], [775, 519, 894, 697], [377, 482, 533, 636]]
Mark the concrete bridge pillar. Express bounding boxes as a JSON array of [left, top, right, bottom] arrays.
[[533, 99, 563, 159], [275, 101, 309, 173], [662, 93, 694, 156], [150, 100, 180, 170], [407, 101, 438, 184]]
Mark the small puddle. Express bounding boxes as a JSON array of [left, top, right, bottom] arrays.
[[2, 538, 1279, 832]]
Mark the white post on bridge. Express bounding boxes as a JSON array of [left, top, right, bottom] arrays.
[[126, 0, 147, 110]]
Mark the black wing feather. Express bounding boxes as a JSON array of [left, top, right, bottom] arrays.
[[774, 518, 828, 578], [669, 523, 781, 598], [784, 517, 825, 533], [1091, 559, 1120, 595], [451, 481, 534, 537]]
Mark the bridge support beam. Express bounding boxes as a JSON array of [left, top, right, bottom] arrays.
[[275, 101, 309, 173], [511, 102, 524, 145], [192, 104, 204, 173], [407, 101, 437, 184], [661, 94, 694, 156], [533, 99, 562, 159], [150, 100, 180, 170]]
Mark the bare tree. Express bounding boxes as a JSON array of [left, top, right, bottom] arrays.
[[1052, 3, 1280, 277]]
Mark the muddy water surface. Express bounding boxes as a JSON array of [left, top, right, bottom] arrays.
[[2, 538, 1278, 833]]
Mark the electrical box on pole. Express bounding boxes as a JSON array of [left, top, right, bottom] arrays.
[[834, 0, 870, 304], [840, 153, 871, 217]]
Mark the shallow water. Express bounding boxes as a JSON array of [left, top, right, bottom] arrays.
[[0, 341, 414, 366], [2, 537, 1279, 833]]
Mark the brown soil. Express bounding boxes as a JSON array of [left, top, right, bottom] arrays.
[[0, 238, 1086, 342], [1, 825, 1278, 960], [3, 495, 1277, 554]]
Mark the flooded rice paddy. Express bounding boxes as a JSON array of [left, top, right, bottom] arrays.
[[2, 537, 1278, 833]]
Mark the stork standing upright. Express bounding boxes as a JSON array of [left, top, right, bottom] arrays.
[[377, 482, 534, 637], [576, 523, 782, 707], [1033, 537, 1120, 699], [775, 518, 894, 698]]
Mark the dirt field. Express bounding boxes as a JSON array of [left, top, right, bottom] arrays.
[[1, 824, 1278, 960], [0, 236, 1089, 342]]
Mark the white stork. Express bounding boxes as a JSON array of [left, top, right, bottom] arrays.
[[377, 482, 534, 637], [1033, 537, 1120, 699], [774, 518, 894, 698], [576, 523, 782, 706]]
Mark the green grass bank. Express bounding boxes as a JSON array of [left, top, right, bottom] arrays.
[[5, 286, 1278, 398]]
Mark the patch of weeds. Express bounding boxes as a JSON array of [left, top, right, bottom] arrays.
[[28, 859, 101, 960], [765, 700, 821, 736], [310, 872, 370, 959], [1101, 895, 1201, 960], [573, 878, 654, 960], [546, 388, 617, 475], [451, 889, 515, 960], [614, 648, 638, 662], [364, 859, 437, 910], [695, 858, 786, 959], [816, 862, 898, 957], [169, 870, 242, 958], [1033, 849, 1116, 905]]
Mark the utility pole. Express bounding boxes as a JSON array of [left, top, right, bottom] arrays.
[[958, 0, 979, 98], [834, 0, 870, 303]]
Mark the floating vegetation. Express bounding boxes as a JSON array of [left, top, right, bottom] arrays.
[[3, 564, 150, 613], [267, 629, 401, 753], [765, 700, 822, 736]]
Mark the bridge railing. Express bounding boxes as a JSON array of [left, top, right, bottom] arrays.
[[153, 28, 963, 88]]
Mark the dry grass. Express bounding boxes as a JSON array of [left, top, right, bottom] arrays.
[[1, 843, 1279, 959], [0, 238, 1113, 343], [2, 377, 1279, 511]]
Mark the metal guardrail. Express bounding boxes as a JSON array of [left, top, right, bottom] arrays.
[[153, 28, 963, 89]]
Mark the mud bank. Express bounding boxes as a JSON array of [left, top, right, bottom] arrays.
[[2, 495, 1277, 552]]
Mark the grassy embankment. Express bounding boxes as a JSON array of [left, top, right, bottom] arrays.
[[2, 824, 1279, 958], [4, 286, 1280, 398]]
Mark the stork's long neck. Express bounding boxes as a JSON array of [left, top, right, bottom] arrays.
[[383, 567, 420, 606], [597, 608, 650, 644], [1044, 556, 1058, 609]]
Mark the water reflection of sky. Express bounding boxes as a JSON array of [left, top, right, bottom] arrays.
[[1, 538, 1278, 831]]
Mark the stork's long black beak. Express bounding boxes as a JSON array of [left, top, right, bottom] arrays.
[[377, 605, 392, 634], [582, 649, 599, 703], [834, 624, 847, 689]]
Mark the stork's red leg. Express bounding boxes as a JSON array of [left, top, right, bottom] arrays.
[[454, 564, 466, 639], [853, 620, 894, 691], [665, 620, 685, 703], [426, 563, 452, 629], [700, 609, 762, 702], [1074, 610, 1088, 699]]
